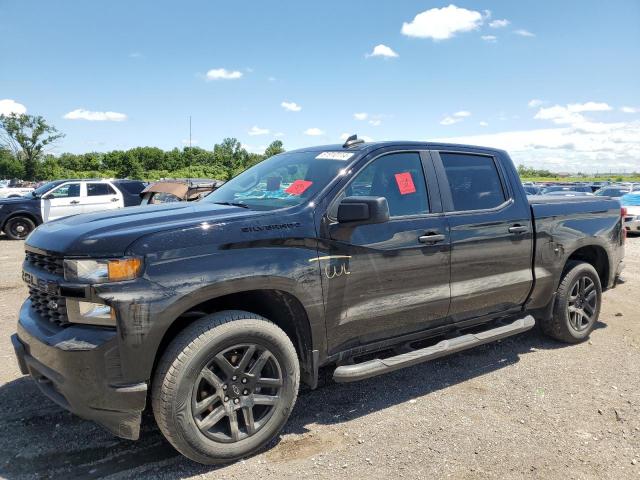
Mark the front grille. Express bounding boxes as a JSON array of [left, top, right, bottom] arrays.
[[25, 251, 64, 275], [29, 287, 69, 326]]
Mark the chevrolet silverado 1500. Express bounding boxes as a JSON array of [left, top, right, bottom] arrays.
[[12, 137, 625, 464]]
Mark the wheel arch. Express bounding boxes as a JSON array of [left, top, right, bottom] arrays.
[[152, 289, 317, 387], [2, 211, 41, 231], [564, 244, 609, 289]]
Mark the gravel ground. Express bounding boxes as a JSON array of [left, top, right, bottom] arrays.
[[0, 237, 638, 479]]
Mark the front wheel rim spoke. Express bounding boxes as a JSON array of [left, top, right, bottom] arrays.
[[197, 405, 227, 431], [237, 345, 256, 372], [253, 394, 278, 406], [229, 410, 240, 441], [249, 351, 271, 376], [214, 353, 236, 377], [201, 368, 223, 389], [242, 406, 256, 435], [194, 393, 219, 414], [257, 377, 282, 387]]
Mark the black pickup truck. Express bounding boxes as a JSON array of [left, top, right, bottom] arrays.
[[12, 138, 625, 464]]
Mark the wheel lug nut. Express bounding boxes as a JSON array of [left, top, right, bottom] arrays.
[[232, 375, 237, 381], [234, 398, 240, 404], [241, 378, 247, 384], [243, 389, 249, 395], [224, 396, 229, 402], [222, 384, 228, 390]]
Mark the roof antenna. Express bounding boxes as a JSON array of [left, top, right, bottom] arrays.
[[342, 134, 365, 149]]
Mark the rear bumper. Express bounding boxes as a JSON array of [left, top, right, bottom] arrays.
[[624, 217, 640, 232], [12, 300, 147, 440]]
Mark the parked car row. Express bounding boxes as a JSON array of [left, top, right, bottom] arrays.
[[0, 178, 224, 240], [523, 181, 640, 198]]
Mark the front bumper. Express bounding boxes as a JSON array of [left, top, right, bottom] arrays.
[[12, 300, 147, 440]]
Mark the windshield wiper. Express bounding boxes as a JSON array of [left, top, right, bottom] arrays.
[[213, 201, 250, 209]]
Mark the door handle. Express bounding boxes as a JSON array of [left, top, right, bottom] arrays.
[[70, 200, 80, 205], [508, 225, 528, 234], [419, 233, 446, 244], [111, 198, 118, 202]]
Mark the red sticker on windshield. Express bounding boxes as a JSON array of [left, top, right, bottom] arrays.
[[394, 172, 416, 195], [285, 180, 313, 195]]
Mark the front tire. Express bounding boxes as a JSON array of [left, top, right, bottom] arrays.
[[541, 261, 602, 343], [4, 216, 36, 240], [152, 310, 300, 464]]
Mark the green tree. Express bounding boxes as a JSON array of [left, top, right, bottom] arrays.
[[0, 148, 25, 178], [0, 114, 65, 180], [214, 138, 248, 180], [264, 140, 284, 159]]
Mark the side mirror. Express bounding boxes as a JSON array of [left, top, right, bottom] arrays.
[[43, 193, 54, 200], [337, 196, 390, 224]]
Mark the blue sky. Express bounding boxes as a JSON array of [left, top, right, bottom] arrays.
[[1, 0, 639, 172]]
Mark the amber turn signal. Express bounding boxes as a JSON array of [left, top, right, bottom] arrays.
[[108, 258, 143, 282]]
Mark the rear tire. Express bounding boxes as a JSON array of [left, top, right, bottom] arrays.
[[4, 216, 36, 240], [152, 310, 300, 464], [541, 261, 602, 343]]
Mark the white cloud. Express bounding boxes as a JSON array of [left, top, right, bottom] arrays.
[[621, 106, 639, 113], [354, 112, 368, 121], [567, 101, 612, 113], [248, 126, 270, 136], [0, 99, 27, 116], [274, 132, 285, 138], [528, 99, 545, 108], [534, 102, 612, 125], [63, 109, 127, 121], [128, 52, 142, 58], [489, 19, 510, 28], [369, 119, 381, 126], [434, 101, 639, 172], [434, 120, 640, 173], [441, 110, 471, 125], [205, 68, 243, 80], [401, 5, 484, 40], [479, 121, 489, 127], [440, 116, 460, 125], [481, 35, 497, 42], [304, 127, 324, 136], [366, 44, 399, 58], [513, 29, 535, 37], [281, 101, 301, 112]]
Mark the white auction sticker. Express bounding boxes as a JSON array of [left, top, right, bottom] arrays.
[[316, 151, 355, 160]]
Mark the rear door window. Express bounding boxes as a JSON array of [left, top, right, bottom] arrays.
[[440, 153, 506, 211], [87, 183, 117, 196]]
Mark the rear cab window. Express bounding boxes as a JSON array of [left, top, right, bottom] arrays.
[[439, 152, 507, 211]]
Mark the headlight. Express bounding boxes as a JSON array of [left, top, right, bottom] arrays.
[[64, 257, 143, 283]]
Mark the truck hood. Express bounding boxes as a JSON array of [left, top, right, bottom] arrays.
[[26, 202, 259, 257]]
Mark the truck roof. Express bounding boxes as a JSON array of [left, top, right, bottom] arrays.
[[288, 140, 506, 156]]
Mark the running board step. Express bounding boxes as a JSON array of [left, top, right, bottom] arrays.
[[333, 315, 535, 383]]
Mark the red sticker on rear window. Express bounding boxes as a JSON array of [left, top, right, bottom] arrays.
[[394, 172, 416, 195], [285, 180, 313, 195]]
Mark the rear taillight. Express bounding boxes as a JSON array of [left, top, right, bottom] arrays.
[[621, 207, 627, 243], [621, 207, 628, 218]]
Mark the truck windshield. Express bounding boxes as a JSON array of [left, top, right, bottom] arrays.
[[204, 151, 353, 210]]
